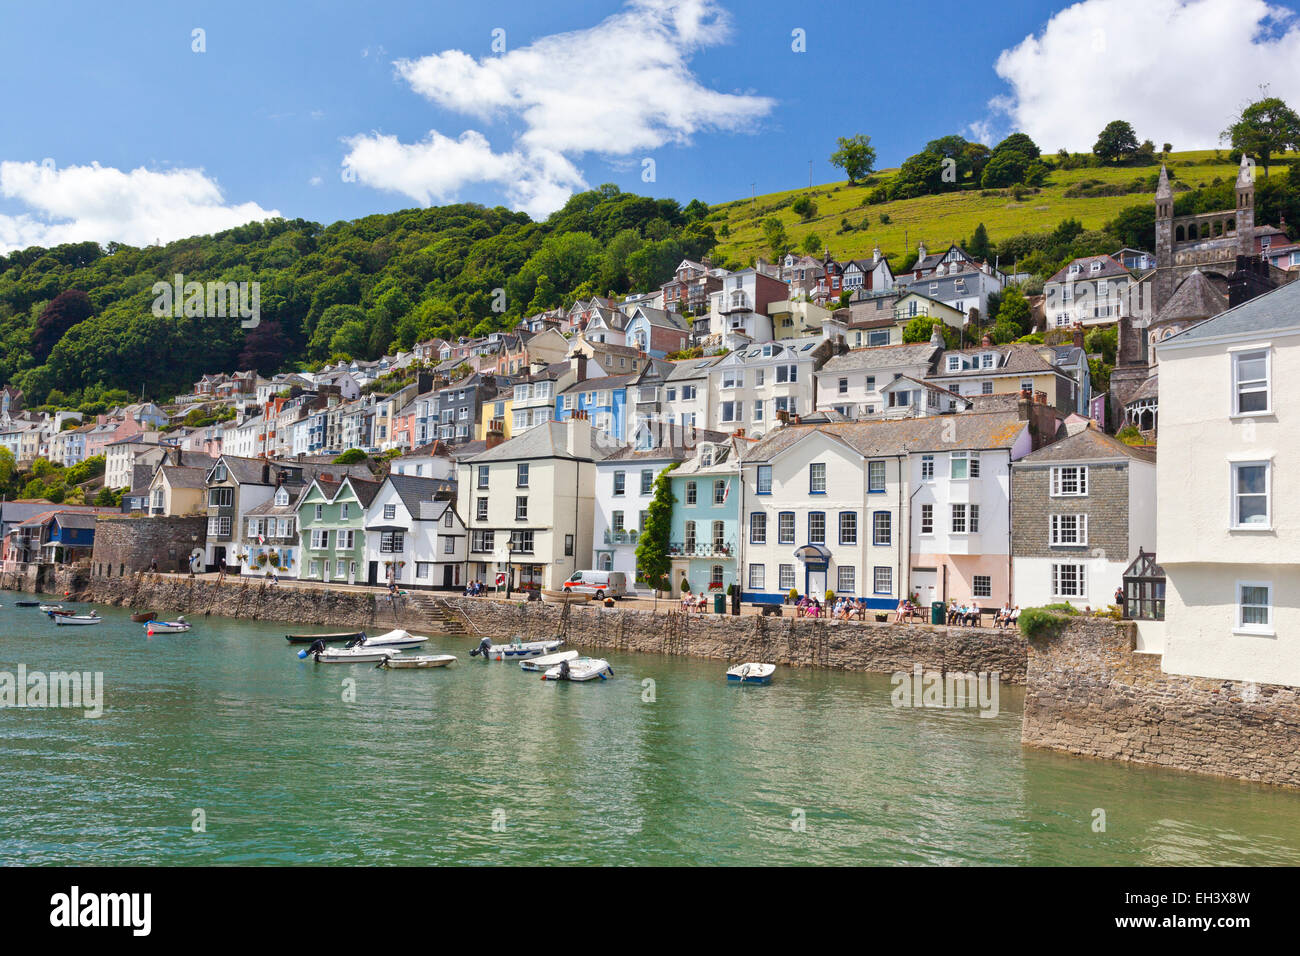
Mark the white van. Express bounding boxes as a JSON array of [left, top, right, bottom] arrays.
[[562, 570, 626, 598]]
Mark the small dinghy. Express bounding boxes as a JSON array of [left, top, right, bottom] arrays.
[[130, 611, 156, 623], [39, 604, 64, 612], [542, 657, 613, 682], [725, 662, 776, 685], [284, 630, 366, 644], [45, 609, 74, 618], [53, 612, 102, 626], [378, 654, 456, 669], [146, 617, 192, 634], [470, 636, 564, 661], [298, 639, 398, 663], [360, 629, 428, 649], [520, 649, 579, 672], [16, 601, 41, 608]]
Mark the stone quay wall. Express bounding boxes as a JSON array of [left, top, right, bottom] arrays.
[[446, 598, 1029, 681], [1023, 616, 1300, 789]]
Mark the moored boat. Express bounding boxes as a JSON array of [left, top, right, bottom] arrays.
[[541, 589, 589, 604], [542, 657, 613, 682], [284, 630, 366, 644], [470, 636, 564, 660], [130, 611, 156, 623], [359, 629, 428, 649], [520, 649, 579, 672], [39, 604, 64, 612], [725, 662, 776, 685], [297, 639, 398, 663], [378, 654, 456, 669], [146, 617, 192, 634], [15, 601, 40, 608], [53, 613, 102, 626]]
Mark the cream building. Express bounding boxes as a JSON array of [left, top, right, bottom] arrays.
[[1154, 279, 1300, 687]]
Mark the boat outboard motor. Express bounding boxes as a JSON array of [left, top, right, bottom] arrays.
[[470, 637, 492, 658], [298, 638, 327, 660], [558, 659, 572, 681]]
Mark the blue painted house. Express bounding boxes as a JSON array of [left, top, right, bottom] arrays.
[[667, 437, 744, 597], [555, 374, 634, 444]]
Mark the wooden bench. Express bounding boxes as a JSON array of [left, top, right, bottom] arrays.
[[753, 603, 783, 617]]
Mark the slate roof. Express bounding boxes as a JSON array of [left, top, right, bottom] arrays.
[[559, 374, 636, 395], [385, 474, 447, 518], [1016, 422, 1155, 464], [462, 421, 611, 463], [158, 465, 208, 490], [603, 426, 729, 461], [665, 357, 720, 380], [1046, 254, 1133, 284], [820, 342, 939, 373], [928, 344, 1058, 379], [1154, 269, 1230, 325], [742, 410, 1029, 462], [1164, 274, 1300, 343]]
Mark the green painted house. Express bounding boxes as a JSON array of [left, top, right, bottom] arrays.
[[296, 475, 381, 585]]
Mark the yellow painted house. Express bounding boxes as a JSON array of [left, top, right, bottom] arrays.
[[477, 388, 513, 440]]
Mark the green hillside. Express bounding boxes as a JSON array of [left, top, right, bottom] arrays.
[[709, 150, 1270, 270]]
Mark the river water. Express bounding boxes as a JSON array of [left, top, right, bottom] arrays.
[[3, 591, 1300, 865]]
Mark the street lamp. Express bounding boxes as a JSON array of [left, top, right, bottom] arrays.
[[506, 539, 517, 598]]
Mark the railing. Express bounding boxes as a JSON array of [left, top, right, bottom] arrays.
[[667, 540, 735, 558], [603, 529, 640, 545]]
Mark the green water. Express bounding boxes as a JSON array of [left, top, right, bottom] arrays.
[[3, 591, 1300, 865]]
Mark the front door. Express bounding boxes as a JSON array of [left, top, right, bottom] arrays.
[[806, 568, 827, 600], [367, 561, 378, 586], [443, 565, 453, 588], [911, 567, 938, 607]]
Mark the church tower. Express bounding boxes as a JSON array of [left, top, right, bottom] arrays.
[[1153, 164, 1174, 311], [1235, 154, 1256, 258]]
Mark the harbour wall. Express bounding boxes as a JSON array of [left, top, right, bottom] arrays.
[[1022, 616, 1300, 789]]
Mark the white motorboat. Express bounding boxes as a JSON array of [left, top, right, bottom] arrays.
[[542, 657, 613, 682], [145, 618, 192, 634], [470, 636, 565, 661], [520, 649, 579, 672], [360, 629, 429, 649], [378, 654, 456, 669], [298, 639, 400, 663], [39, 604, 64, 612], [725, 662, 776, 685], [53, 613, 102, 626]]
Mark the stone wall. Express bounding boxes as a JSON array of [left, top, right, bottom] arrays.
[[1023, 616, 1300, 788], [447, 598, 1029, 681], [1012, 460, 1129, 561], [91, 515, 208, 577]]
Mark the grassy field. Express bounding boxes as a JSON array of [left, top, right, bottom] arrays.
[[708, 150, 1254, 270]]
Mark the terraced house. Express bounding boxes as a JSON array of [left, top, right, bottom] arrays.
[[296, 475, 381, 585], [669, 435, 748, 597], [363, 474, 465, 590]]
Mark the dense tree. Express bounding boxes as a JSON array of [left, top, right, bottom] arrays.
[[1223, 95, 1300, 176], [829, 135, 877, 183], [32, 290, 94, 362], [1094, 120, 1140, 163]]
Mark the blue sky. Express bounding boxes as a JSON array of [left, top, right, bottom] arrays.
[[2, 0, 1299, 250]]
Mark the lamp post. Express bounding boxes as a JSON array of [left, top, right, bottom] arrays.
[[506, 539, 516, 599]]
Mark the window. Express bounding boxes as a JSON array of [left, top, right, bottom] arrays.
[[1050, 466, 1088, 497], [416, 562, 433, 579], [921, 455, 934, 480], [686, 481, 697, 505], [873, 566, 892, 595], [951, 504, 968, 534], [384, 504, 396, 520], [208, 487, 233, 508], [444, 536, 455, 554], [756, 465, 773, 495], [337, 530, 354, 550], [750, 512, 766, 544], [1231, 461, 1270, 528], [685, 520, 697, 552], [713, 480, 727, 505], [565, 535, 574, 557], [444, 510, 454, 528], [837, 566, 855, 593], [1050, 514, 1088, 545], [311, 529, 328, 549], [380, 531, 405, 553], [711, 565, 725, 587], [920, 504, 933, 534], [510, 530, 534, 553], [640, 470, 654, 496], [973, 575, 992, 598], [477, 465, 489, 489], [336, 559, 347, 578], [612, 511, 624, 532], [778, 512, 795, 545], [753, 401, 764, 422], [517, 463, 529, 487], [515, 496, 528, 520], [476, 497, 488, 521], [471, 529, 494, 552], [748, 564, 765, 590], [720, 401, 742, 423], [868, 460, 886, 493], [779, 564, 795, 591], [981, 381, 993, 395], [951, 452, 971, 480], [838, 377, 848, 394], [969, 505, 980, 533], [1237, 582, 1273, 634], [839, 511, 857, 545], [809, 512, 826, 544], [1233, 349, 1270, 414], [872, 511, 891, 546], [809, 462, 827, 493], [613, 471, 626, 495], [712, 521, 725, 551], [1051, 563, 1087, 598]]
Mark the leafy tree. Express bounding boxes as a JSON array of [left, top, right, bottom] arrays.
[[1093, 120, 1140, 163], [1223, 95, 1300, 176], [791, 195, 818, 221], [333, 448, 368, 464], [969, 223, 992, 261], [981, 150, 1030, 188], [902, 315, 959, 349], [800, 232, 822, 255], [996, 287, 1032, 338], [762, 218, 790, 259], [32, 290, 94, 363], [829, 134, 877, 183], [635, 463, 678, 602]]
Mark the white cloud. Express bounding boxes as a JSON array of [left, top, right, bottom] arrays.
[[0, 161, 279, 253], [980, 0, 1300, 152], [342, 0, 774, 219]]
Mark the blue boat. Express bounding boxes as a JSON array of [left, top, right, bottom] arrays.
[[726, 662, 775, 684]]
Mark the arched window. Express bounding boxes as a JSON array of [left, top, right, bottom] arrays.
[[598, 552, 612, 571], [1175, 226, 1185, 242]]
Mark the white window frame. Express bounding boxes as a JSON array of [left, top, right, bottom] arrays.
[[837, 565, 855, 594], [1230, 346, 1271, 417], [1235, 580, 1274, 636], [1230, 460, 1271, 530], [1051, 562, 1087, 599], [1050, 513, 1088, 546], [1050, 465, 1088, 497], [748, 563, 765, 590]]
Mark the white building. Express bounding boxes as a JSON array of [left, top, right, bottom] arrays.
[[814, 340, 941, 418], [364, 474, 466, 590], [707, 338, 831, 437], [1153, 279, 1300, 686]]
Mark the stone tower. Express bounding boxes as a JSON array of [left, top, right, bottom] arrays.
[[1153, 165, 1174, 311], [1235, 154, 1256, 258]]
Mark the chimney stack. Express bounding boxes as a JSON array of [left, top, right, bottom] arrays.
[[1072, 323, 1085, 350], [570, 349, 589, 382], [486, 424, 505, 450]]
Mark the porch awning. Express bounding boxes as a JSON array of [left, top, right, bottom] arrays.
[[793, 544, 831, 567]]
